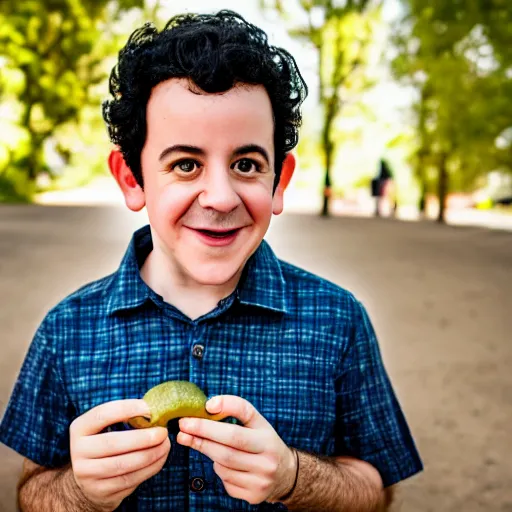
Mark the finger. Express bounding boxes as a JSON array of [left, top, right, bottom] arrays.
[[215, 466, 261, 504], [178, 418, 266, 453], [177, 432, 261, 470], [77, 437, 170, 479], [221, 480, 248, 502], [205, 396, 271, 430], [76, 427, 168, 459], [71, 400, 151, 437], [94, 448, 168, 495], [214, 461, 266, 491]]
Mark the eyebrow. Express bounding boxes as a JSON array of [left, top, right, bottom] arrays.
[[158, 144, 270, 165], [159, 145, 204, 161], [233, 145, 270, 165]]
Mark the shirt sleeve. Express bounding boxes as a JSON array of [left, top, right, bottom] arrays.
[[334, 299, 423, 487], [0, 319, 74, 468]]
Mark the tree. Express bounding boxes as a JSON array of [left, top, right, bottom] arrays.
[[0, 0, 143, 197], [260, 0, 381, 216], [392, 0, 512, 223]]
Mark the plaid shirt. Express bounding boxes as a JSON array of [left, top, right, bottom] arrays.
[[0, 225, 422, 511]]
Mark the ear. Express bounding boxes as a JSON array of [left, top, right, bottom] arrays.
[[272, 152, 296, 215], [108, 147, 145, 212]]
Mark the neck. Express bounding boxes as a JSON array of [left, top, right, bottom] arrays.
[[140, 249, 241, 320]]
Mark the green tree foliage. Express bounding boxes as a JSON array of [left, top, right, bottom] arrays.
[[392, 0, 512, 222], [0, 0, 143, 200], [261, 0, 382, 216]]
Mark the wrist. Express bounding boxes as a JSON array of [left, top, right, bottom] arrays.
[[273, 447, 300, 503], [62, 468, 109, 512]]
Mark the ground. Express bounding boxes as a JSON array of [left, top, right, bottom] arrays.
[[0, 204, 511, 511]]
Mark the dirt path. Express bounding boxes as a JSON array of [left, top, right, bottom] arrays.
[[1, 205, 511, 511]]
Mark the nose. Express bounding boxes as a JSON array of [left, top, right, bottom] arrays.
[[197, 166, 242, 213]]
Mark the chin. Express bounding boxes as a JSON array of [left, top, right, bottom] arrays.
[[186, 261, 244, 287]]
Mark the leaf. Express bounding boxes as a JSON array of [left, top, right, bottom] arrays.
[[1, 0, 144, 184]]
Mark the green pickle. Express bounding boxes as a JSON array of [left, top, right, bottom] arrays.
[[129, 380, 227, 429]]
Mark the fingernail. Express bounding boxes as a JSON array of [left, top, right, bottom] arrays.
[[139, 399, 151, 415], [179, 418, 192, 429], [207, 397, 220, 410]]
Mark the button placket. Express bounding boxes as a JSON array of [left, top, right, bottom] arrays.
[[188, 323, 209, 498]]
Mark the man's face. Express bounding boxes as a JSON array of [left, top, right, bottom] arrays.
[[139, 78, 284, 287]]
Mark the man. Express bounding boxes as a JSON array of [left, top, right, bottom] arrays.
[[0, 10, 422, 511]]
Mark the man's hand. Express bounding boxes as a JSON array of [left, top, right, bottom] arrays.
[[177, 396, 296, 505], [69, 399, 171, 512]]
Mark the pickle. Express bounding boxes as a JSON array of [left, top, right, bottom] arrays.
[[128, 380, 225, 429]]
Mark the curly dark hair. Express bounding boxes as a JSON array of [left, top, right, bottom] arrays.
[[102, 10, 308, 191]]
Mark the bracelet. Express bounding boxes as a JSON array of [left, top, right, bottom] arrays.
[[278, 448, 300, 502]]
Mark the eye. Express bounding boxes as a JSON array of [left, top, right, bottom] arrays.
[[171, 159, 200, 173], [232, 158, 262, 174]]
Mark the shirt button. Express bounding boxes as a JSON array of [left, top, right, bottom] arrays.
[[189, 477, 205, 492], [192, 344, 205, 360]]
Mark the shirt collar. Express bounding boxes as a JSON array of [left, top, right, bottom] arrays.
[[106, 225, 152, 316], [106, 224, 288, 316], [236, 239, 288, 314]]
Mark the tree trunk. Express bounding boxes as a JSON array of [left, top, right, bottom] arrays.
[[22, 102, 39, 182], [27, 140, 43, 181], [437, 154, 448, 223], [417, 85, 429, 218], [321, 100, 336, 217], [418, 183, 426, 215], [321, 135, 333, 217], [321, 163, 332, 216], [418, 166, 427, 217]]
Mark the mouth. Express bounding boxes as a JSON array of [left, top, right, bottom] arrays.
[[194, 228, 241, 239], [186, 226, 244, 247]]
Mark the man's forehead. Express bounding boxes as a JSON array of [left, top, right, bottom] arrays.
[[148, 78, 271, 110], [145, 78, 275, 150]]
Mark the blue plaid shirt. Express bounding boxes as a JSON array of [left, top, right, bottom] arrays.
[[0, 225, 422, 511]]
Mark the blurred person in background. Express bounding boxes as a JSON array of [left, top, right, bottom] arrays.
[[0, 10, 422, 512], [371, 159, 397, 218]]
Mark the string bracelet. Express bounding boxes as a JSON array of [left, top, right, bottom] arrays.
[[278, 448, 300, 502]]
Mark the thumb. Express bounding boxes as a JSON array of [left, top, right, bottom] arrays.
[[205, 395, 271, 430]]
